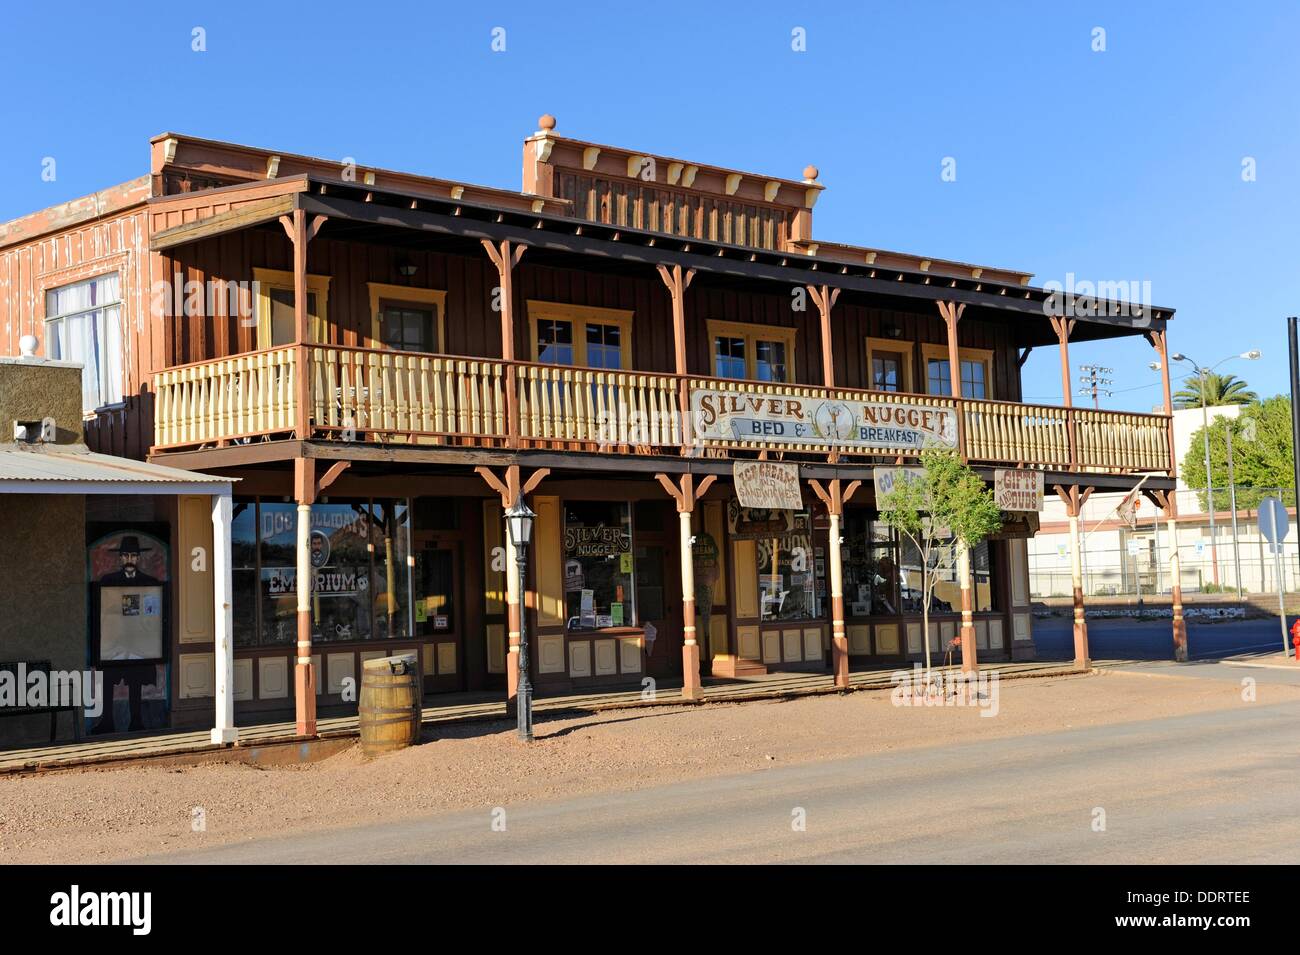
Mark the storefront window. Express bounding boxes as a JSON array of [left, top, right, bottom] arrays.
[[896, 536, 997, 615], [369, 501, 411, 639], [232, 501, 259, 648], [231, 498, 411, 646], [843, 512, 901, 617], [755, 512, 824, 622], [563, 501, 635, 630]]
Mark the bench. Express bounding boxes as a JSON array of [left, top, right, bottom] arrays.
[[0, 661, 83, 744]]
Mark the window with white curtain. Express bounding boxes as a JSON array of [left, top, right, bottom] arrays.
[[44, 273, 124, 412]]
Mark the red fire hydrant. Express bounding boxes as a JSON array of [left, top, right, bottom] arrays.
[[1291, 619, 1300, 661]]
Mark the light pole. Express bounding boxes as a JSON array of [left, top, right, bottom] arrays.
[[1170, 350, 1261, 595], [504, 495, 536, 741]]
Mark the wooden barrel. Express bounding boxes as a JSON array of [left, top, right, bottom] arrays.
[[358, 653, 421, 757]]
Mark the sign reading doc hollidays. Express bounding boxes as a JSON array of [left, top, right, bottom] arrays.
[[691, 389, 957, 451]]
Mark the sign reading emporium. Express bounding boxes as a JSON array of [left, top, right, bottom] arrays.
[[691, 389, 957, 451]]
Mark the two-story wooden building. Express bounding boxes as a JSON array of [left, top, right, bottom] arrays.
[[0, 116, 1186, 741]]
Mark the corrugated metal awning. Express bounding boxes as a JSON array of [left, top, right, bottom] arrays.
[[0, 445, 233, 495]]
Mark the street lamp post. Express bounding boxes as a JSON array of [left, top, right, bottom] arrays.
[[1171, 350, 1261, 596], [504, 495, 537, 741]]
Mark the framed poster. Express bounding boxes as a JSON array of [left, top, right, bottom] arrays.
[[88, 526, 170, 666]]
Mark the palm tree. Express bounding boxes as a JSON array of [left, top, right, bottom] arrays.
[[1173, 372, 1258, 409]]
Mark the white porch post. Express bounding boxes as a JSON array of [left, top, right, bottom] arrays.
[[211, 487, 236, 744]]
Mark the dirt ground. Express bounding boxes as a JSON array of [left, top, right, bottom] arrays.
[[1, 669, 1293, 863]]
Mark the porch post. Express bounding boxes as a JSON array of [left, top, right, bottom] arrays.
[[1050, 315, 1079, 470], [279, 209, 327, 441], [807, 284, 841, 388], [294, 456, 317, 736], [475, 465, 550, 712], [483, 240, 527, 447], [210, 486, 236, 744], [809, 479, 860, 688], [657, 265, 696, 453], [937, 301, 968, 460], [1152, 489, 1188, 661], [1055, 483, 1094, 669], [656, 472, 717, 699], [1147, 328, 1178, 475], [957, 540, 978, 673]]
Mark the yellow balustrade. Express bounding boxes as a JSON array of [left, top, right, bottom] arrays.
[[153, 347, 296, 448], [309, 347, 507, 443], [153, 348, 1171, 474], [517, 364, 681, 448]]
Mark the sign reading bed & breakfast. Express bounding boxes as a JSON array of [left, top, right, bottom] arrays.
[[690, 389, 957, 451]]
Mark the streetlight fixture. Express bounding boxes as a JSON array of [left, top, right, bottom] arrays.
[[504, 495, 536, 741], [1170, 350, 1261, 597]]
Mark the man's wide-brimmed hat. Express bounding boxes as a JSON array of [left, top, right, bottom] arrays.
[[112, 535, 152, 554]]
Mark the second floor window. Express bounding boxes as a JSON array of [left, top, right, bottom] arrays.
[[379, 304, 436, 352], [527, 302, 633, 369], [45, 272, 123, 412], [922, 344, 993, 400], [708, 320, 796, 383], [255, 268, 330, 347]]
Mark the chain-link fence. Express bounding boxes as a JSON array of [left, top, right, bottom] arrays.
[[1028, 486, 1299, 599]]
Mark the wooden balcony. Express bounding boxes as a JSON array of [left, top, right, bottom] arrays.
[[152, 346, 1173, 475]]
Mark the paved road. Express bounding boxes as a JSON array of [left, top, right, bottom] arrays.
[[141, 690, 1300, 864], [1034, 616, 1293, 661]]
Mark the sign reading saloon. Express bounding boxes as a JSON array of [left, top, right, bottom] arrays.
[[692, 389, 957, 452]]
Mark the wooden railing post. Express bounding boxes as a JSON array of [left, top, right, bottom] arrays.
[[278, 209, 327, 441], [483, 239, 527, 448], [937, 301, 968, 461], [657, 264, 696, 453], [1049, 315, 1078, 471]]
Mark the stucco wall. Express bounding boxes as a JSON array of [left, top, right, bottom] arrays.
[[0, 358, 85, 445], [0, 493, 86, 744]]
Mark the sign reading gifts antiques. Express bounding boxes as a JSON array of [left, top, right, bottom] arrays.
[[733, 461, 804, 510], [992, 469, 1045, 512], [691, 388, 958, 451]]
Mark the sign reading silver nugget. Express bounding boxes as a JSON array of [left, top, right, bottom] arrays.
[[691, 389, 957, 451]]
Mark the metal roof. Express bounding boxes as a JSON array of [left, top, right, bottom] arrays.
[[0, 445, 233, 494]]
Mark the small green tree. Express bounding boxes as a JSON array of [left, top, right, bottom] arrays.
[[876, 447, 1004, 677], [1173, 372, 1258, 409], [1180, 396, 1295, 512]]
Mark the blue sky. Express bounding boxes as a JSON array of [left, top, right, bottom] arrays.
[[3, 1, 1297, 407]]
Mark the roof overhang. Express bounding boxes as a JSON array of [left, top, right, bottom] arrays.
[[152, 174, 1173, 341], [0, 446, 234, 496]]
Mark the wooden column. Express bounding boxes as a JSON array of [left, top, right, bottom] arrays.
[[293, 456, 317, 736], [1054, 483, 1095, 670], [957, 541, 977, 673], [657, 265, 696, 453], [279, 211, 327, 441], [937, 301, 968, 460], [1049, 315, 1078, 471], [483, 240, 527, 447], [210, 486, 236, 744], [807, 284, 841, 388], [476, 465, 550, 710], [1147, 328, 1178, 475], [656, 472, 717, 699], [809, 478, 861, 688], [1148, 489, 1188, 661]]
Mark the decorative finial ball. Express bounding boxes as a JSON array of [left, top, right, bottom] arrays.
[[538, 114, 557, 132], [803, 164, 819, 181], [18, 334, 37, 357]]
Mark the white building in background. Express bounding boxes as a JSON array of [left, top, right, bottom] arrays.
[[1028, 404, 1298, 598]]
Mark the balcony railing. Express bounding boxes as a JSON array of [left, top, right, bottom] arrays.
[[152, 346, 1173, 474]]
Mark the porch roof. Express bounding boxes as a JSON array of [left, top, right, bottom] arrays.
[[0, 444, 234, 495], [148, 174, 1175, 346]]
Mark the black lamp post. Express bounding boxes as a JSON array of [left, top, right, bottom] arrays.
[[505, 495, 536, 741]]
